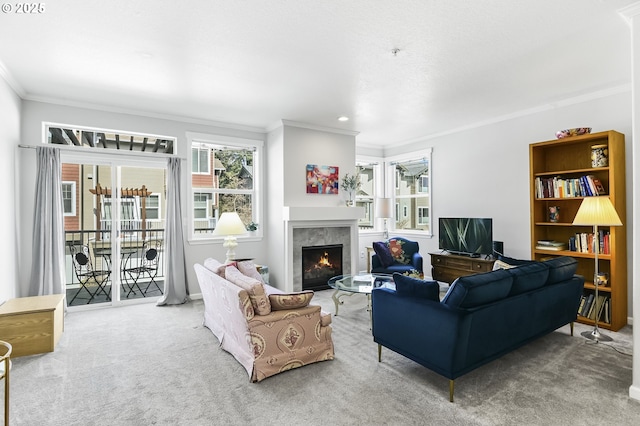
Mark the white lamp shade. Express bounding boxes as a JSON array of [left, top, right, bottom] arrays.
[[375, 198, 394, 219], [572, 196, 622, 226], [213, 212, 248, 236]]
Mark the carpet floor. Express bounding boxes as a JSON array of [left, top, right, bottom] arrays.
[[5, 289, 639, 425]]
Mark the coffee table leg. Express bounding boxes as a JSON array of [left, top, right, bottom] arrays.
[[332, 289, 356, 316]]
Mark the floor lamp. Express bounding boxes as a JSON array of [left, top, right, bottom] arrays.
[[375, 198, 394, 239], [213, 212, 248, 263], [572, 196, 622, 343]]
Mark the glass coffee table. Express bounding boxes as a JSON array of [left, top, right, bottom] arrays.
[[327, 274, 394, 319]]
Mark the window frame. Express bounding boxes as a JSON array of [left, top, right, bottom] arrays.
[[385, 148, 433, 237], [187, 132, 264, 242], [354, 156, 384, 233], [62, 181, 76, 216]]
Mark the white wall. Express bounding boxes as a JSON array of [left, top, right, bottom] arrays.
[[0, 77, 21, 303], [376, 90, 633, 319], [18, 100, 268, 297]]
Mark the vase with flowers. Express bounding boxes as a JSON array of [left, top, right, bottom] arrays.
[[340, 173, 361, 207]]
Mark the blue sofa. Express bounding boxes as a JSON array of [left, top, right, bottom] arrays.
[[371, 237, 423, 275], [371, 256, 584, 402]]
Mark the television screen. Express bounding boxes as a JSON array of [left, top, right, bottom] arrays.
[[439, 217, 493, 256]]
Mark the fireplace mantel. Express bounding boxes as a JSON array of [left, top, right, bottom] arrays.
[[280, 206, 363, 292], [283, 206, 364, 222]]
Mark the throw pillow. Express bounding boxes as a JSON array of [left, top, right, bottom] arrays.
[[224, 265, 271, 315], [492, 259, 517, 271], [393, 273, 440, 301], [203, 258, 229, 278], [269, 291, 314, 310], [373, 241, 394, 267], [388, 239, 410, 264], [236, 260, 265, 283]]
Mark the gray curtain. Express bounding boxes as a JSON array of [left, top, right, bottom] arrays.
[[157, 157, 189, 305], [29, 147, 65, 296]]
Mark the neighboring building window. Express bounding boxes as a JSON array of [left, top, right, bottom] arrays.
[[144, 195, 160, 220], [355, 162, 378, 230], [188, 133, 263, 238], [62, 182, 76, 216], [192, 146, 210, 174], [388, 149, 432, 234]]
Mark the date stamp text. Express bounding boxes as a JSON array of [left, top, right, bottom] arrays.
[[2, 3, 46, 13]]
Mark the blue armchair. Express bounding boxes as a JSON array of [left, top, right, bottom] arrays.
[[371, 237, 423, 275]]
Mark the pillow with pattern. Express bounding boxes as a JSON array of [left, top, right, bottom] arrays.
[[225, 265, 271, 315], [388, 239, 410, 264], [269, 291, 314, 310]]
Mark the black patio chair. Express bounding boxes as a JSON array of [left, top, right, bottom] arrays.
[[69, 244, 111, 304], [122, 240, 163, 297]]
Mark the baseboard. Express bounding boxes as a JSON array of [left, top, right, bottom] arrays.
[[190, 292, 203, 300], [629, 384, 640, 401]]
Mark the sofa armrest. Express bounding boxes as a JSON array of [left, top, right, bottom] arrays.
[[371, 287, 470, 378], [247, 303, 334, 381]]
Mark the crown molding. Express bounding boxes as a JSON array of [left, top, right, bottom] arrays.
[[389, 83, 631, 148], [619, 2, 640, 24], [277, 119, 360, 136], [0, 60, 25, 98], [21, 94, 267, 135]]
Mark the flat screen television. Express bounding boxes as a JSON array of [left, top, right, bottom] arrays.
[[438, 217, 493, 257]]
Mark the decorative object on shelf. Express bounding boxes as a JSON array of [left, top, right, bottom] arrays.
[[340, 172, 361, 206], [572, 196, 622, 343], [555, 127, 592, 139], [375, 197, 394, 238], [548, 206, 560, 223], [596, 272, 609, 287], [591, 144, 608, 167], [213, 212, 248, 263], [306, 164, 339, 194]]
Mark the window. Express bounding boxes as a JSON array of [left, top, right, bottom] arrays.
[[388, 149, 432, 235], [355, 162, 378, 229], [188, 133, 263, 238], [192, 146, 210, 174], [62, 182, 76, 216], [144, 195, 161, 220]]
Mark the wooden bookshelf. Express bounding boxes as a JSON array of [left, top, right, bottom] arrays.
[[529, 130, 627, 331]]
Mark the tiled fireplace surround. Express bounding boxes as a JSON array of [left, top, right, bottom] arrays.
[[283, 207, 362, 292]]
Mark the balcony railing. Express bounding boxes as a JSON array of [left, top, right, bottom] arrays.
[[65, 228, 165, 306]]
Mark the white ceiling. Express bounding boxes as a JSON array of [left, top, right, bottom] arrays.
[[0, 0, 635, 147]]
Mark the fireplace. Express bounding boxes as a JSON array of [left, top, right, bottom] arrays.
[[301, 244, 343, 290]]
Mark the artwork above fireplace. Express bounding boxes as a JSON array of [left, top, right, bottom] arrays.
[[301, 244, 343, 290]]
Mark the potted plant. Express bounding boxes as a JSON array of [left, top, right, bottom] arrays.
[[340, 173, 361, 206], [246, 221, 258, 232]]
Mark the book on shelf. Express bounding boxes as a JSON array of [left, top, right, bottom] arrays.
[[534, 175, 608, 199], [537, 240, 565, 247], [589, 295, 606, 320], [580, 293, 594, 317], [536, 245, 565, 251], [570, 231, 610, 254], [577, 295, 586, 316]]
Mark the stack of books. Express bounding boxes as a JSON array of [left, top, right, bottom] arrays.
[[535, 240, 567, 251]]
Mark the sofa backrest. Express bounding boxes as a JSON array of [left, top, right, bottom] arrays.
[[441, 269, 513, 309], [506, 262, 549, 296], [542, 256, 578, 285]]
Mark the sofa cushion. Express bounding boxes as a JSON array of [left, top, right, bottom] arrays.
[[373, 241, 394, 267], [225, 265, 271, 315], [203, 258, 229, 278], [393, 273, 440, 301], [497, 255, 536, 267], [236, 260, 265, 283], [441, 269, 513, 309], [269, 291, 314, 310], [506, 262, 549, 296], [543, 256, 578, 285]]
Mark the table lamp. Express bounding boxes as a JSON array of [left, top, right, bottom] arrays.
[[572, 196, 622, 343], [213, 212, 247, 263], [375, 198, 394, 239]]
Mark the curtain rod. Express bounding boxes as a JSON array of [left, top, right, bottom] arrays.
[[18, 144, 185, 160]]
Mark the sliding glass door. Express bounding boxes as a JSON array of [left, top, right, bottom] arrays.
[[62, 156, 167, 308]]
